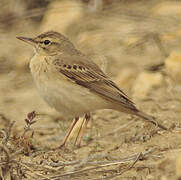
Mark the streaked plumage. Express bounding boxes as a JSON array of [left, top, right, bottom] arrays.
[[17, 31, 167, 147]]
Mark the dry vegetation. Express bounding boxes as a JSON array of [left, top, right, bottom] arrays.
[[1, 0, 181, 179]]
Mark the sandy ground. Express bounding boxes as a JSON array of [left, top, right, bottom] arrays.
[[1, 0, 181, 179]]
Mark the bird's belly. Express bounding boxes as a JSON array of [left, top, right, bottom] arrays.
[[35, 78, 110, 119]]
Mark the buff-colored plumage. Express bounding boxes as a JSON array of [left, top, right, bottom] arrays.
[[17, 31, 167, 147]]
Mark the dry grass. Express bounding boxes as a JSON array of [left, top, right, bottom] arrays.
[[1, 0, 181, 179]]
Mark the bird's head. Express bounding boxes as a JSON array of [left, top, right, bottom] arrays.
[[17, 31, 75, 56]]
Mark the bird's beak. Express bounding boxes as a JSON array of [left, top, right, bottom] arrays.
[[16, 36, 36, 46]]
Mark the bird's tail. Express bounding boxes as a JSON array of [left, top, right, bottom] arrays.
[[135, 110, 167, 130]]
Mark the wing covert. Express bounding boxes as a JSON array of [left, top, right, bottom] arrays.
[[53, 55, 135, 109]]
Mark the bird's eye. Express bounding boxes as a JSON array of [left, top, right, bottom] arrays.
[[44, 40, 50, 45]]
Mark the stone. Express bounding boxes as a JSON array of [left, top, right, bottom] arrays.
[[40, 0, 83, 33], [132, 71, 163, 99], [165, 51, 181, 83]]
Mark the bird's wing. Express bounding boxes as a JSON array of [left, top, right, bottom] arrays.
[[53, 54, 136, 110]]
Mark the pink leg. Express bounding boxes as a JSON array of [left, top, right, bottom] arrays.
[[59, 117, 79, 148], [76, 113, 91, 147]]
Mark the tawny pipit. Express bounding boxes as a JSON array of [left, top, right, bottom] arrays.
[[17, 31, 167, 147]]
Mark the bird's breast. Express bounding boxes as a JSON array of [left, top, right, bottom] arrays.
[[29, 54, 110, 119]]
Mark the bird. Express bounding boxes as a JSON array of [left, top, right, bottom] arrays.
[[17, 31, 167, 147]]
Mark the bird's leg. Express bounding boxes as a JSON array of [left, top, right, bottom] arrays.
[[76, 113, 91, 147], [59, 117, 79, 148], [74, 117, 86, 146]]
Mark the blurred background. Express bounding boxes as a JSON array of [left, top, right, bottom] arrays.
[[1, 0, 181, 179]]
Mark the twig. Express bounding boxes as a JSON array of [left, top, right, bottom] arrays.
[[39, 148, 154, 180], [69, 153, 108, 171], [41, 159, 80, 167], [0, 167, 5, 180], [19, 162, 51, 180], [20, 161, 63, 172], [98, 153, 142, 180], [10, 148, 24, 159], [0, 144, 10, 164], [0, 130, 7, 144], [2, 121, 15, 145], [0, 144, 11, 179]]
